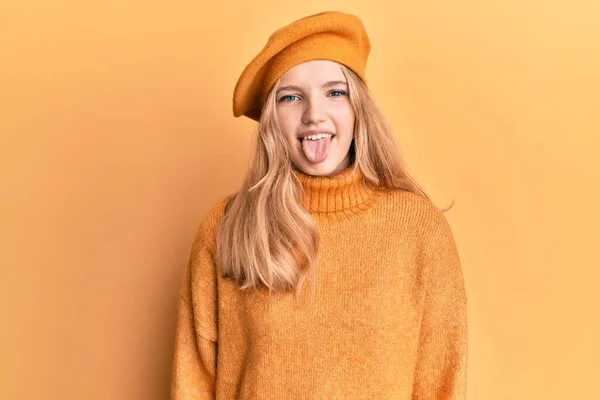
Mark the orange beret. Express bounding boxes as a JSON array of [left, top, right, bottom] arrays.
[[232, 11, 371, 121]]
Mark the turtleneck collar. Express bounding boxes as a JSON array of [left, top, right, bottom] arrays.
[[291, 162, 384, 227]]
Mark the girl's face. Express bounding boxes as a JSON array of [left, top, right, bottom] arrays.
[[275, 60, 355, 177]]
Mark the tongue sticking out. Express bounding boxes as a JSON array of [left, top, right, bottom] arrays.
[[301, 137, 333, 163]]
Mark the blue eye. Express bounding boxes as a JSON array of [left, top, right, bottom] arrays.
[[279, 95, 299, 102], [329, 90, 347, 97]]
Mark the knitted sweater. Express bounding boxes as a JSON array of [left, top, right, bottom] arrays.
[[171, 164, 468, 399]]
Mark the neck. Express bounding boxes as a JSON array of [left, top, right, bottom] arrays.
[[292, 162, 382, 226]]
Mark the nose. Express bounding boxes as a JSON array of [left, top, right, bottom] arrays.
[[302, 96, 327, 125]]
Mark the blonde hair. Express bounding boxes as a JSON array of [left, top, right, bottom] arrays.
[[215, 64, 452, 303]]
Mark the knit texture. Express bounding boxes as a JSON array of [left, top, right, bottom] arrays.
[[171, 164, 468, 399]]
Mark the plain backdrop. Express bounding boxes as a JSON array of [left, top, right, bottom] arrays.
[[1, 0, 599, 399]]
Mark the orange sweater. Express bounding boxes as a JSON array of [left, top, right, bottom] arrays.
[[171, 165, 468, 399]]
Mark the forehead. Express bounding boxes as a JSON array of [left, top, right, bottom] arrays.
[[279, 60, 346, 86]]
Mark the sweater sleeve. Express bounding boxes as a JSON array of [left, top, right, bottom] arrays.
[[171, 216, 219, 400], [412, 210, 468, 400]]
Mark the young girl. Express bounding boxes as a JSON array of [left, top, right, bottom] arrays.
[[172, 11, 467, 400]]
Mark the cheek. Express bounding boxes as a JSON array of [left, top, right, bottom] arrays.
[[276, 109, 299, 146], [331, 106, 355, 137]]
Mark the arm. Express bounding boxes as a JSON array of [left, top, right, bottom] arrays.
[[412, 211, 468, 399], [171, 219, 219, 400]]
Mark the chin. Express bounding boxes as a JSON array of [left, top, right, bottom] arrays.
[[295, 156, 347, 177]]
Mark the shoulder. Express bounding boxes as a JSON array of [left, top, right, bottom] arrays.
[[375, 189, 459, 257], [378, 189, 451, 234], [193, 194, 234, 247]]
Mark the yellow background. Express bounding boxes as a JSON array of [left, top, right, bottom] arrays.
[[2, 1, 599, 399]]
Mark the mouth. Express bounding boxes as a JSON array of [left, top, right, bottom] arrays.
[[297, 133, 336, 164], [298, 134, 336, 143]]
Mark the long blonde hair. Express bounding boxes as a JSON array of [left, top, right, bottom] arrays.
[[215, 64, 451, 302]]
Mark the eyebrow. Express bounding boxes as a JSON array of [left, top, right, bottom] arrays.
[[276, 80, 348, 94]]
